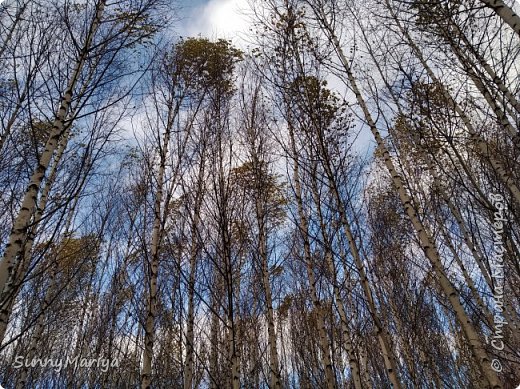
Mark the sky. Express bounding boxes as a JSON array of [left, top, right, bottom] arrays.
[[174, 0, 376, 152], [176, 0, 253, 44]]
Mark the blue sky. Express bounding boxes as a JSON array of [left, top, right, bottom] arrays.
[[172, 0, 375, 151], [175, 0, 252, 44]]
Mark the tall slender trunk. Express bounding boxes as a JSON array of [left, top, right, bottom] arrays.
[[140, 109, 174, 389], [309, 121, 401, 387], [183, 241, 197, 389], [226, 224, 242, 389], [0, 49, 101, 344], [426, 158, 519, 337], [308, 165, 363, 389], [250, 155, 281, 388], [385, 294, 419, 386], [184, 159, 205, 389], [17, 190, 80, 388], [141, 81, 194, 387], [258, 218, 281, 389], [0, 126, 72, 345], [0, 77, 31, 154], [228, 313, 240, 389], [217, 163, 240, 389], [65, 269, 95, 386], [288, 123, 336, 389], [390, 10, 520, 341], [479, 0, 520, 37], [333, 189, 401, 389], [209, 287, 221, 389], [358, 344, 370, 387], [0, 1, 27, 61], [311, 5, 502, 387], [222, 225, 239, 389], [446, 32, 518, 139], [16, 260, 59, 389], [385, 0, 520, 206], [0, 0, 106, 300], [449, 16, 520, 116]]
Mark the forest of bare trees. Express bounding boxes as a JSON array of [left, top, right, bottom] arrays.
[[0, 0, 519, 387]]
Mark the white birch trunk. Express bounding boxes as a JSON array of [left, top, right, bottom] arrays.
[[184, 160, 205, 389], [386, 1, 520, 206], [0, 0, 106, 304], [140, 119, 172, 389], [288, 123, 336, 389], [0, 1, 27, 62], [311, 123, 402, 387], [259, 222, 282, 389], [450, 19, 520, 115], [309, 168, 364, 389], [480, 0, 520, 37], [312, 5, 503, 386], [0, 126, 72, 344]]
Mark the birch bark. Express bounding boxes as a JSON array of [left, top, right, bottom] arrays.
[[308, 4, 503, 386], [479, 0, 520, 37], [0, 0, 107, 304]]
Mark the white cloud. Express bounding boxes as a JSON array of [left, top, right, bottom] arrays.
[[181, 0, 253, 45]]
